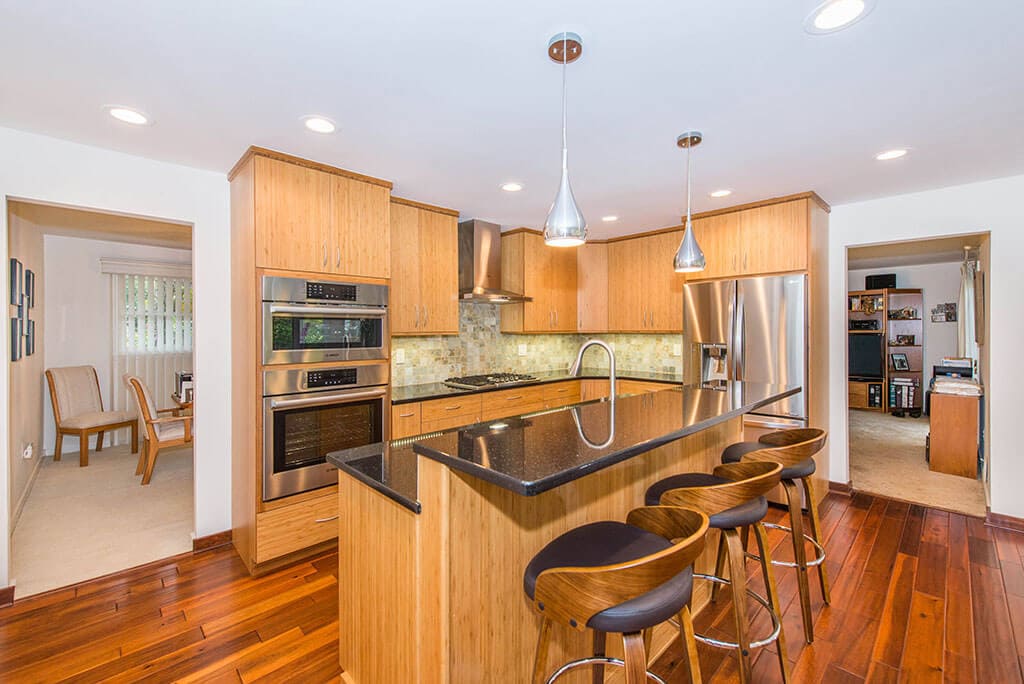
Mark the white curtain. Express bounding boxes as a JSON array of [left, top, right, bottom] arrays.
[[957, 258, 978, 366], [110, 272, 193, 444]]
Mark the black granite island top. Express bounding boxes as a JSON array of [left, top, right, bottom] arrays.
[[330, 381, 799, 511]]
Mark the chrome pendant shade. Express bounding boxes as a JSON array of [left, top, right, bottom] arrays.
[[673, 131, 707, 273], [543, 32, 587, 247]]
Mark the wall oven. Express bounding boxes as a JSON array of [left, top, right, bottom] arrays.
[[262, 275, 388, 365], [262, 364, 389, 501]]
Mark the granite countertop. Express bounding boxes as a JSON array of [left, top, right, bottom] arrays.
[[390, 367, 684, 404], [331, 381, 799, 512]]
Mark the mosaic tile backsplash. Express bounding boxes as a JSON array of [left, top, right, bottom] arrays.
[[391, 303, 683, 386]]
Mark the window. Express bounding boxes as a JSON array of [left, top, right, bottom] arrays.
[[119, 275, 193, 354]]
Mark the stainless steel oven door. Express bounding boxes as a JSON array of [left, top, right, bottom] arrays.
[[262, 302, 389, 365], [262, 384, 389, 501]]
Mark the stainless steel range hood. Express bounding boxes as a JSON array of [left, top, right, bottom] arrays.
[[458, 219, 532, 303]]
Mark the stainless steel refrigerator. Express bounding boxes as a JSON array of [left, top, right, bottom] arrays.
[[683, 274, 807, 432]]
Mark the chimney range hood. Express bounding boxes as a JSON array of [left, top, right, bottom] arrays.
[[458, 219, 532, 303]]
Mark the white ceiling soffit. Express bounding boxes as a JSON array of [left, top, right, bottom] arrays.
[[848, 232, 989, 270], [1, 1, 1023, 239]]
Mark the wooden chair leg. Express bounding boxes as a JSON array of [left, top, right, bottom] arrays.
[[782, 478, 815, 643], [79, 431, 89, 467], [801, 477, 831, 604], [711, 531, 727, 603], [136, 439, 148, 476], [533, 617, 553, 684], [724, 527, 753, 684], [141, 442, 159, 485], [95, 430, 105, 452], [677, 605, 703, 684], [754, 522, 791, 683], [54, 433, 63, 461], [622, 631, 648, 684], [740, 524, 750, 555], [131, 422, 139, 454], [592, 630, 607, 684]]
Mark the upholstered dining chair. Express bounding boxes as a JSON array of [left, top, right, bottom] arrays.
[[126, 375, 193, 485], [45, 365, 138, 467]]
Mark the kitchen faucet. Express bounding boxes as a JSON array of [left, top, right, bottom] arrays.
[[569, 339, 616, 399]]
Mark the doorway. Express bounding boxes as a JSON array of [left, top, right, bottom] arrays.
[[7, 200, 195, 597], [845, 233, 989, 516]]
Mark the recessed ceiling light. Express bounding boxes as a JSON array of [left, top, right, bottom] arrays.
[[501, 182, 524, 192], [804, 0, 874, 34], [302, 116, 336, 134], [709, 189, 732, 198], [104, 105, 150, 126], [876, 148, 908, 161], [601, 215, 619, 222]]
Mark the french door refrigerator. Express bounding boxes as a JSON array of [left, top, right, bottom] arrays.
[[682, 274, 807, 431]]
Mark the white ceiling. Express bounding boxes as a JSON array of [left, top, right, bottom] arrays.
[[1, 1, 1022, 239]]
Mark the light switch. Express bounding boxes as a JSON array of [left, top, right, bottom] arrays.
[[518, 344, 528, 356], [672, 343, 682, 356], [394, 348, 405, 364]]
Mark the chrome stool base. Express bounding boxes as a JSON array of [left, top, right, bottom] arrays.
[[746, 522, 827, 569], [545, 656, 666, 684], [671, 573, 782, 650]]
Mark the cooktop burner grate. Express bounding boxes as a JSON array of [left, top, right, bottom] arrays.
[[443, 373, 538, 389]]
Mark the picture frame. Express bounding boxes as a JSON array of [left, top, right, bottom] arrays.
[[890, 353, 910, 371], [25, 319, 35, 356], [9, 258, 22, 305], [24, 269, 34, 309], [895, 334, 916, 346], [10, 317, 21, 362]]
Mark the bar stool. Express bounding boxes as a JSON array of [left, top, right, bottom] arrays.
[[524, 506, 708, 684], [645, 460, 790, 684], [721, 427, 830, 643]]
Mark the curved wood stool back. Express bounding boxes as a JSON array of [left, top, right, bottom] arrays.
[[741, 427, 829, 644], [531, 506, 708, 684], [659, 461, 790, 684]]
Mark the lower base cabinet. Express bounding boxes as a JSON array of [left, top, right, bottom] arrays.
[[254, 491, 338, 564]]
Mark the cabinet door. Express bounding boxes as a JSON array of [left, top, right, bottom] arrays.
[[607, 239, 644, 331], [547, 243, 578, 332], [254, 156, 332, 272], [418, 211, 459, 334], [689, 213, 739, 281], [644, 231, 686, 331], [391, 403, 422, 439], [577, 243, 608, 332], [389, 203, 422, 334], [740, 200, 808, 276], [331, 175, 391, 278]]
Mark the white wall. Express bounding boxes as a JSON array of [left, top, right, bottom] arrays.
[[0, 126, 231, 589], [847, 262, 961, 378], [42, 235, 192, 453], [830, 173, 1024, 518]]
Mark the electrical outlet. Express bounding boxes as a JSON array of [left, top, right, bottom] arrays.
[[672, 343, 682, 356], [518, 344, 528, 357], [22, 443, 32, 459], [394, 348, 406, 364]]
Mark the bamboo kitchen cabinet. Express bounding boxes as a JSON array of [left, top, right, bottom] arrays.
[[576, 242, 608, 332], [389, 197, 460, 335], [500, 230, 578, 333], [606, 230, 685, 332]]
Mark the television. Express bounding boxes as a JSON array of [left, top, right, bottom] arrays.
[[849, 333, 884, 380]]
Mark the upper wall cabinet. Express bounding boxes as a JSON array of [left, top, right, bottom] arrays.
[[688, 198, 810, 281], [607, 231, 685, 332], [500, 231, 577, 333], [390, 199, 460, 336], [576, 242, 608, 332], [251, 152, 391, 278]]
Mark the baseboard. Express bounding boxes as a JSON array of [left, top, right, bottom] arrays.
[[0, 585, 14, 607], [829, 480, 854, 496], [193, 530, 233, 553], [985, 509, 1024, 534], [10, 454, 45, 531]]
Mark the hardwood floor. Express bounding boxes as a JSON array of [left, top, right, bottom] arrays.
[[0, 492, 1022, 682]]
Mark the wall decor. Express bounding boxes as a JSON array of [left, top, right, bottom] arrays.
[[25, 319, 35, 356], [930, 302, 957, 322], [9, 258, 22, 305], [24, 269, 34, 308], [10, 317, 21, 361], [890, 353, 910, 371], [894, 334, 916, 346]]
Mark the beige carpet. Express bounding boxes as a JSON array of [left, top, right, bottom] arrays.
[[848, 409, 986, 517], [11, 443, 193, 598]]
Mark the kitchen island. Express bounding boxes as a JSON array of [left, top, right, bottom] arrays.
[[329, 382, 800, 683]]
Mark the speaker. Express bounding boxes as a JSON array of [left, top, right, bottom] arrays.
[[865, 273, 896, 289]]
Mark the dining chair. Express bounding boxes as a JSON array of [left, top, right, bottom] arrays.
[[125, 375, 193, 485], [45, 365, 138, 466]]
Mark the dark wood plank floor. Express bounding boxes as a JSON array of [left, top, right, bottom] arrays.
[[1, 492, 1022, 682]]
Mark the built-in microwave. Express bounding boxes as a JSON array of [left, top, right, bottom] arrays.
[[262, 276, 389, 365]]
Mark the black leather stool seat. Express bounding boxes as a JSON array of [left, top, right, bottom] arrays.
[[721, 441, 816, 480], [645, 473, 769, 529], [523, 521, 694, 633]]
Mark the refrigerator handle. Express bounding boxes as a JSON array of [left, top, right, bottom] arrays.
[[734, 283, 745, 381], [726, 280, 736, 381]]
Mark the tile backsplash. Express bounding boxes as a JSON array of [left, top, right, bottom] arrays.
[[391, 303, 683, 386]]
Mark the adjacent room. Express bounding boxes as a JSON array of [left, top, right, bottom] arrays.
[[846, 234, 990, 516], [7, 200, 195, 597]]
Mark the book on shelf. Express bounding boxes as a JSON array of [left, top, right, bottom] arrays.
[[889, 378, 917, 409]]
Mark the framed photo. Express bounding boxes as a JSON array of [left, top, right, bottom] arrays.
[[895, 334, 916, 346], [24, 269, 34, 309], [10, 317, 21, 362], [890, 353, 910, 371], [9, 258, 22, 305], [25, 319, 34, 356]]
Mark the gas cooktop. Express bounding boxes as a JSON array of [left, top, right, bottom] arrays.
[[443, 373, 538, 390]]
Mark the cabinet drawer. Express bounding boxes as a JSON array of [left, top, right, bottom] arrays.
[[617, 380, 676, 396], [541, 381, 582, 407], [255, 493, 338, 564], [421, 413, 481, 433], [391, 403, 422, 439], [420, 395, 482, 422], [480, 386, 547, 421]]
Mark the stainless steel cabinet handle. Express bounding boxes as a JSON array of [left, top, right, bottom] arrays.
[[399, 412, 415, 418], [315, 515, 339, 523], [444, 405, 463, 411], [414, 304, 419, 328], [743, 253, 748, 270], [423, 305, 428, 327], [322, 244, 328, 267], [651, 311, 655, 328], [505, 395, 523, 401]]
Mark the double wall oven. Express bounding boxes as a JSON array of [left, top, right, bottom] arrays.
[[261, 276, 389, 501]]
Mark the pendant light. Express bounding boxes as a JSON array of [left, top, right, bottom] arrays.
[[673, 131, 707, 272], [543, 32, 587, 247]]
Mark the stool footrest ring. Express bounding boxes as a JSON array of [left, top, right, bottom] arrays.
[[545, 656, 666, 684], [674, 573, 782, 650], [745, 522, 826, 568]]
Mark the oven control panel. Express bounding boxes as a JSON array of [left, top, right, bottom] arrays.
[[306, 281, 357, 301], [306, 368, 358, 389]]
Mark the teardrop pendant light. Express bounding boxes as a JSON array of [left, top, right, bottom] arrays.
[[543, 32, 587, 247], [673, 131, 707, 272]]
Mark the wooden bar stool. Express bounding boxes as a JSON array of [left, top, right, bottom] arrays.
[[524, 506, 708, 684], [645, 460, 790, 684], [722, 427, 830, 643]]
